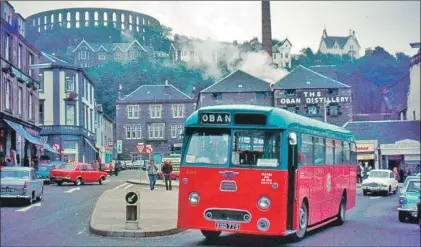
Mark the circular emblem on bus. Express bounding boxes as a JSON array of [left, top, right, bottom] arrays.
[[326, 173, 332, 192]]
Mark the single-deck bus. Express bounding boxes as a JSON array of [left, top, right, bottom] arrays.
[[177, 105, 357, 241]]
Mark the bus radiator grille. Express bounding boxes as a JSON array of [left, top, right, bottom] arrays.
[[220, 181, 237, 192], [204, 209, 251, 222]]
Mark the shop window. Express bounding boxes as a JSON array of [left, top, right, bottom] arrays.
[[328, 104, 340, 116]]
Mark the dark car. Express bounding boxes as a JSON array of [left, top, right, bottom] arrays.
[[417, 202, 421, 229]]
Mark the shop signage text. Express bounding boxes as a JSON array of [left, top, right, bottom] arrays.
[[381, 144, 420, 150], [276, 91, 350, 105], [356, 144, 375, 152]]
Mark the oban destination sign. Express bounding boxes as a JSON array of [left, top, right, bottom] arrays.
[[200, 112, 231, 125]]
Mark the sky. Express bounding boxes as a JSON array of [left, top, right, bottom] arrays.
[[9, 1, 421, 56]]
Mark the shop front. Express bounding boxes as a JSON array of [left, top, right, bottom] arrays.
[[356, 140, 379, 169], [380, 139, 420, 172]]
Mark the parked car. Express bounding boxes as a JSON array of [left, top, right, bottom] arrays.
[[417, 202, 421, 229], [399, 176, 419, 195], [36, 161, 64, 184], [398, 179, 420, 222], [361, 169, 399, 196], [1, 167, 44, 205], [49, 163, 108, 186], [157, 171, 180, 180]]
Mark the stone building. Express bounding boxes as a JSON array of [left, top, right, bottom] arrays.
[[318, 28, 361, 59], [115, 81, 195, 163]]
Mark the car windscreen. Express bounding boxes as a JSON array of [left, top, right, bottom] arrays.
[[406, 181, 421, 192], [1, 170, 30, 179], [58, 164, 76, 170], [369, 171, 389, 178]]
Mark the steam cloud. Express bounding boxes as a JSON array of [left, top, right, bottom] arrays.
[[178, 37, 289, 83]]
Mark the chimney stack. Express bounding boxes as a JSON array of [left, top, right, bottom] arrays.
[[352, 30, 355, 36], [261, 0, 272, 59], [165, 79, 168, 87], [118, 84, 123, 100], [349, 29, 352, 36]]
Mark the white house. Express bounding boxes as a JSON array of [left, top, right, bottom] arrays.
[[272, 38, 292, 68], [407, 42, 420, 120], [318, 29, 361, 59]]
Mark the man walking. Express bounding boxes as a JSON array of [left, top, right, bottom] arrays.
[[146, 160, 158, 190], [161, 160, 173, 191], [115, 160, 120, 176]]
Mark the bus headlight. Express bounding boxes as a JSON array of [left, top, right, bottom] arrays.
[[188, 192, 200, 205], [257, 196, 271, 210]]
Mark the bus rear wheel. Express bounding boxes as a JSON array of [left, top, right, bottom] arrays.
[[291, 202, 308, 242], [335, 195, 346, 225], [201, 230, 221, 241]]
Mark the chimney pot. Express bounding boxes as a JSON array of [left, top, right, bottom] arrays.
[[349, 29, 352, 35], [165, 80, 168, 86], [352, 30, 355, 36]]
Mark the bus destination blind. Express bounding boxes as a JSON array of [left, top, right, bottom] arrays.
[[200, 112, 231, 125]]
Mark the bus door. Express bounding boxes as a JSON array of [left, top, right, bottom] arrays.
[[287, 132, 298, 230]]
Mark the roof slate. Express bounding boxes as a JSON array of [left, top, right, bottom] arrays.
[[122, 84, 192, 102], [39, 52, 70, 66], [273, 65, 350, 89], [200, 70, 272, 93], [344, 120, 420, 144]]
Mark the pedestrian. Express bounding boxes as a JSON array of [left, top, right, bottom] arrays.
[[162, 160, 173, 191], [6, 158, 13, 167], [357, 162, 362, 183], [146, 160, 158, 190], [115, 160, 120, 176], [393, 166, 400, 181], [23, 157, 29, 167]]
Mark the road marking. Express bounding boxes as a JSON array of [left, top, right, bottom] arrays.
[[123, 184, 134, 190], [64, 187, 81, 193], [16, 202, 41, 212], [369, 196, 381, 199], [112, 183, 129, 190]]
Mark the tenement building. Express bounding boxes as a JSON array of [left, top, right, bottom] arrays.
[[116, 81, 195, 163]]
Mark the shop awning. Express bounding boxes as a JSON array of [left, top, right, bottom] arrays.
[[5, 120, 42, 146], [357, 154, 375, 160], [84, 138, 98, 153], [43, 142, 60, 155]]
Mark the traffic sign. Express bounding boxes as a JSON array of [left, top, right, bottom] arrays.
[[125, 192, 138, 204], [136, 143, 145, 154], [53, 144, 60, 151], [145, 145, 154, 154]]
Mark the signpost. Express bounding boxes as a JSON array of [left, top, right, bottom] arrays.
[[125, 191, 140, 230]]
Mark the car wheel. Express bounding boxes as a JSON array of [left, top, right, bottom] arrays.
[[291, 201, 309, 242], [99, 177, 104, 185], [398, 211, 407, 222], [384, 187, 391, 196], [335, 195, 346, 225], [56, 181, 63, 186], [75, 178, 82, 186], [36, 188, 43, 201], [363, 190, 368, 196], [200, 230, 221, 241]]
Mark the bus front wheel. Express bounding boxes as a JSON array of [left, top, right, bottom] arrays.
[[291, 202, 308, 242], [201, 230, 221, 241]]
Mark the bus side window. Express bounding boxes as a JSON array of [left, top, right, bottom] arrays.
[[314, 137, 325, 166], [325, 139, 334, 165], [334, 140, 343, 166], [343, 141, 350, 165], [301, 134, 314, 166]]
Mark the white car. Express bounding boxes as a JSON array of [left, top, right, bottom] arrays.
[[361, 169, 399, 196], [1, 167, 44, 205]]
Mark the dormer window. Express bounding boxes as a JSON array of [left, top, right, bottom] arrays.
[[80, 51, 87, 60], [329, 89, 338, 96], [211, 93, 223, 100], [285, 89, 296, 97]]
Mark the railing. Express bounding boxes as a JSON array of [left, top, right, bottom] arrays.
[[40, 125, 95, 141]]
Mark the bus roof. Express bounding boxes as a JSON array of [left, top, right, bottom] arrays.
[[186, 105, 355, 141]]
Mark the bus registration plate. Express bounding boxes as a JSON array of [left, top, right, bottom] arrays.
[[215, 222, 240, 230]]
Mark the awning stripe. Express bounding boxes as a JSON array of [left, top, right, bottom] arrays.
[[43, 142, 60, 155], [84, 138, 98, 152], [5, 120, 42, 146]]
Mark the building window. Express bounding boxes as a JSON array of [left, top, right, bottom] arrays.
[[80, 51, 87, 60], [171, 125, 183, 139], [149, 105, 162, 118], [18, 44, 23, 69], [328, 104, 339, 116], [5, 80, 11, 111], [148, 123, 165, 139], [211, 93, 223, 100], [256, 92, 266, 99], [273, 53, 277, 59], [285, 89, 296, 97], [66, 104, 75, 125], [18, 17, 25, 37], [29, 93, 33, 120], [172, 104, 184, 118], [114, 52, 123, 60], [4, 3, 12, 24], [63, 141, 78, 150], [28, 53, 34, 76], [307, 105, 318, 115], [286, 105, 297, 113], [125, 125, 141, 139], [328, 89, 338, 95], [18, 87, 23, 115], [39, 101, 44, 125], [65, 77, 75, 91], [350, 45, 354, 50], [4, 34, 11, 61], [285, 53, 289, 58], [127, 105, 139, 119], [98, 53, 106, 60], [130, 49, 140, 60]]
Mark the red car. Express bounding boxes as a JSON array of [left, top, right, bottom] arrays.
[[157, 171, 179, 180], [50, 163, 108, 186]]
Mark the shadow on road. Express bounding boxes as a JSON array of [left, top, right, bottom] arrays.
[[0, 199, 28, 208]]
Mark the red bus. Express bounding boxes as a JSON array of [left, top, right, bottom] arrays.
[[177, 105, 357, 241]]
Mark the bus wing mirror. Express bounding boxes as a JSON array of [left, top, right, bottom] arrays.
[[288, 132, 297, 146]]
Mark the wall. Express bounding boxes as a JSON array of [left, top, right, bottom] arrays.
[[407, 54, 420, 120]]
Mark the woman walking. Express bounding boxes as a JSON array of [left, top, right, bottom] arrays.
[[161, 160, 173, 191], [146, 160, 158, 190]]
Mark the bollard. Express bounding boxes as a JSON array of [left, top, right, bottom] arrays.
[[125, 190, 140, 230]]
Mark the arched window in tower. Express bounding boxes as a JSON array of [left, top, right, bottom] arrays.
[[129, 15, 132, 23], [121, 23, 125, 30], [85, 11, 89, 20], [44, 16, 47, 24], [67, 12, 71, 21], [76, 12, 80, 21], [58, 13, 62, 22], [113, 12, 116, 22], [121, 13, 125, 22], [136, 26, 139, 32], [95, 21, 99, 27], [136, 16, 139, 25], [103, 12, 108, 21], [51, 14, 54, 23], [67, 22, 71, 28], [94, 11, 98, 21]]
